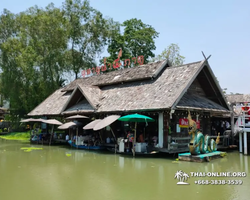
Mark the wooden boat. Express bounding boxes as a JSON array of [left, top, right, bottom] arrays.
[[68, 140, 106, 150], [107, 147, 160, 157]]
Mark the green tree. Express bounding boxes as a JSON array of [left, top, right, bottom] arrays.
[[0, 5, 68, 119], [102, 18, 159, 70], [63, 0, 119, 78], [0, 0, 120, 124], [152, 43, 185, 66]]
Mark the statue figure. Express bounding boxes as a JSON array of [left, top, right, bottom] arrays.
[[188, 110, 220, 155]]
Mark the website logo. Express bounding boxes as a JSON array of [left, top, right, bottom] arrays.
[[174, 170, 190, 185]]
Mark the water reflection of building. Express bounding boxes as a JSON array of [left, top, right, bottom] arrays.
[[28, 58, 231, 154]]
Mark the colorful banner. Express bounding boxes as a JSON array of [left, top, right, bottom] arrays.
[[179, 118, 200, 129]]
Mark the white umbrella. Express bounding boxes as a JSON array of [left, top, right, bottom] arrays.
[[66, 115, 89, 120], [58, 122, 77, 130], [93, 115, 120, 131], [20, 118, 46, 136], [20, 118, 34, 123], [43, 119, 62, 125], [42, 119, 63, 145], [93, 115, 121, 141], [83, 119, 102, 130], [20, 118, 45, 123], [65, 115, 88, 147]]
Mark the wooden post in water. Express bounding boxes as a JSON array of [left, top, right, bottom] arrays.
[[239, 132, 242, 153], [49, 125, 54, 146], [110, 128, 116, 154], [132, 122, 137, 157], [76, 127, 78, 149], [244, 132, 248, 155]]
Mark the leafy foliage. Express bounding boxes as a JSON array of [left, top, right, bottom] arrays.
[[0, 0, 119, 123], [152, 43, 185, 66], [102, 18, 159, 68]]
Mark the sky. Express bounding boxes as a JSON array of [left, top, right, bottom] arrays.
[[1, 0, 249, 94]]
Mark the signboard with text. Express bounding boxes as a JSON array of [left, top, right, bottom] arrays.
[[81, 49, 144, 78], [179, 118, 200, 129]]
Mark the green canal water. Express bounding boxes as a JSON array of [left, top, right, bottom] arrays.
[[0, 139, 249, 200]]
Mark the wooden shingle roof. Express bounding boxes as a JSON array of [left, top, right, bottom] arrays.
[[61, 60, 167, 91], [28, 89, 71, 116], [226, 94, 250, 104], [28, 59, 230, 116], [97, 61, 204, 112]]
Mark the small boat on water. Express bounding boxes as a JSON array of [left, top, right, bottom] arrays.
[[68, 140, 106, 150]]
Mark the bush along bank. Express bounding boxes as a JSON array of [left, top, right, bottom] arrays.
[[0, 131, 31, 141]]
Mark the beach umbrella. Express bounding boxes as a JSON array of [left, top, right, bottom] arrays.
[[83, 119, 103, 143], [118, 114, 155, 157], [66, 115, 89, 140], [93, 115, 121, 141], [43, 119, 63, 125], [66, 115, 89, 120], [20, 118, 46, 136], [58, 122, 77, 130], [20, 118, 45, 123], [20, 118, 35, 123], [42, 119, 63, 145], [83, 119, 102, 130], [58, 121, 77, 142]]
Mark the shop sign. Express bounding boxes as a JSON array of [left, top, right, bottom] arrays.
[[242, 106, 250, 111], [81, 49, 144, 78], [179, 118, 200, 129]]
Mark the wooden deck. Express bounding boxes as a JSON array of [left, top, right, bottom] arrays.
[[178, 151, 226, 162]]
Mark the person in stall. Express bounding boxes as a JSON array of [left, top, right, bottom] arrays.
[[152, 135, 158, 146], [126, 130, 134, 151], [137, 130, 144, 142], [65, 134, 69, 141], [73, 135, 76, 143]]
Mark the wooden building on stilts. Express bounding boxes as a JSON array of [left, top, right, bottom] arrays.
[[28, 56, 231, 154]]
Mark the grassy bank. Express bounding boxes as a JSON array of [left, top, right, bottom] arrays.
[[0, 131, 30, 141]]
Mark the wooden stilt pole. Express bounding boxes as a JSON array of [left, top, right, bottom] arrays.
[[76, 127, 78, 149], [49, 125, 54, 146], [132, 122, 137, 157], [244, 131, 248, 155], [239, 132, 243, 153], [110, 128, 116, 154]]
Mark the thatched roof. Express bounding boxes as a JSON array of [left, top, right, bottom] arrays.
[[97, 61, 204, 112], [226, 94, 250, 104], [28, 88, 71, 116], [61, 60, 167, 91], [28, 59, 230, 116]]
